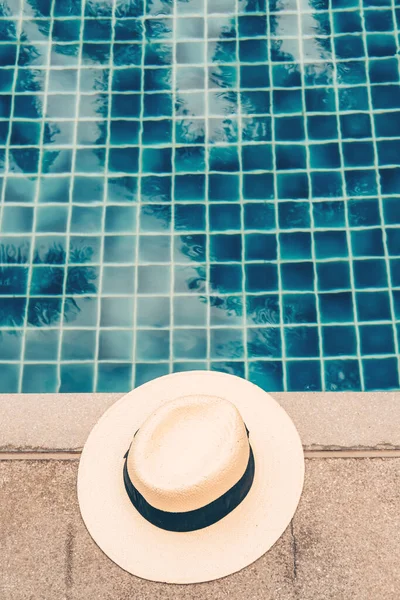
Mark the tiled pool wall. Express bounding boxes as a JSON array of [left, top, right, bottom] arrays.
[[0, 0, 399, 393]]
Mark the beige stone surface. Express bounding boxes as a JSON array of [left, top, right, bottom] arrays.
[[1, 458, 400, 599], [1, 391, 400, 452]]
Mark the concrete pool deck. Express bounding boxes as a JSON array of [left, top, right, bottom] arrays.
[[1, 391, 400, 598]]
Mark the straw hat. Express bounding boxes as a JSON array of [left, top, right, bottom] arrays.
[[78, 370, 304, 584]]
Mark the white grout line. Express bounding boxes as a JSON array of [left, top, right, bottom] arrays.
[[92, 0, 117, 392], [131, 0, 147, 389], [295, 0, 324, 391], [17, 0, 55, 393], [326, 1, 365, 391], [55, 0, 86, 392], [204, 0, 211, 373], [359, 0, 400, 381]]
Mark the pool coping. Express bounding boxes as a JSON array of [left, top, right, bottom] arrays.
[[1, 391, 399, 452]]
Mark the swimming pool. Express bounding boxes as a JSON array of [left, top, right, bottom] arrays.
[[0, 0, 399, 392]]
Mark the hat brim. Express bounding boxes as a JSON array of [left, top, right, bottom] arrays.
[[77, 371, 304, 584]]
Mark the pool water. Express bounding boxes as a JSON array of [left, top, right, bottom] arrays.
[[0, 0, 399, 393]]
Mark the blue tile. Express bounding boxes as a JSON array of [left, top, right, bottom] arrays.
[[378, 140, 400, 167], [324, 359, 361, 391], [242, 144, 272, 171], [367, 34, 396, 57], [351, 228, 384, 257], [210, 234, 242, 262], [363, 357, 399, 390], [356, 290, 391, 322], [277, 173, 308, 200], [276, 145, 306, 170], [340, 113, 372, 139], [102, 266, 135, 294], [333, 10, 362, 33], [174, 234, 206, 262], [210, 328, 244, 359], [375, 112, 400, 138], [175, 174, 205, 201], [246, 263, 278, 292], [387, 229, 400, 257], [174, 265, 206, 293], [105, 206, 136, 233], [338, 86, 369, 111], [209, 204, 241, 231], [287, 360, 322, 391], [360, 324, 395, 356], [0, 266, 28, 294], [134, 361, 170, 385], [137, 296, 170, 328], [112, 68, 142, 92], [315, 231, 348, 259], [0, 331, 22, 360], [280, 232, 312, 260], [175, 204, 205, 231], [390, 259, 400, 287], [71, 206, 102, 233], [138, 265, 170, 294], [348, 199, 380, 227], [305, 88, 336, 112], [140, 235, 171, 263], [209, 296, 243, 326], [97, 364, 133, 392], [22, 364, 58, 393], [272, 64, 301, 88], [100, 297, 134, 328], [141, 175, 171, 203], [380, 168, 400, 195], [354, 259, 388, 289], [175, 146, 205, 173], [173, 329, 207, 360], [136, 329, 170, 360], [0, 364, 19, 392], [275, 116, 305, 142], [174, 295, 207, 326], [322, 325, 357, 356], [283, 293, 317, 324], [210, 264, 242, 293], [64, 297, 98, 327], [383, 198, 400, 225], [247, 327, 281, 358], [34, 236, 66, 265], [313, 201, 345, 228], [99, 330, 133, 361], [244, 203, 275, 230], [27, 297, 62, 327], [104, 235, 136, 263], [345, 169, 378, 196], [245, 233, 277, 261], [241, 65, 269, 88], [243, 173, 274, 200], [60, 363, 94, 393], [66, 266, 99, 295], [310, 143, 341, 169], [273, 89, 302, 114], [248, 360, 284, 392], [278, 201, 310, 229], [2, 206, 33, 233], [319, 292, 354, 323], [114, 44, 143, 67], [369, 58, 399, 84], [246, 294, 280, 325], [140, 205, 171, 232], [307, 115, 338, 141], [109, 147, 139, 173], [281, 262, 314, 294], [317, 261, 351, 292], [142, 120, 172, 145], [211, 361, 244, 378], [62, 330, 96, 360], [335, 35, 365, 59], [285, 326, 319, 358]]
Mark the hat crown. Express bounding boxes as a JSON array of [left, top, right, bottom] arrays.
[[127, 395, 250, 512]]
